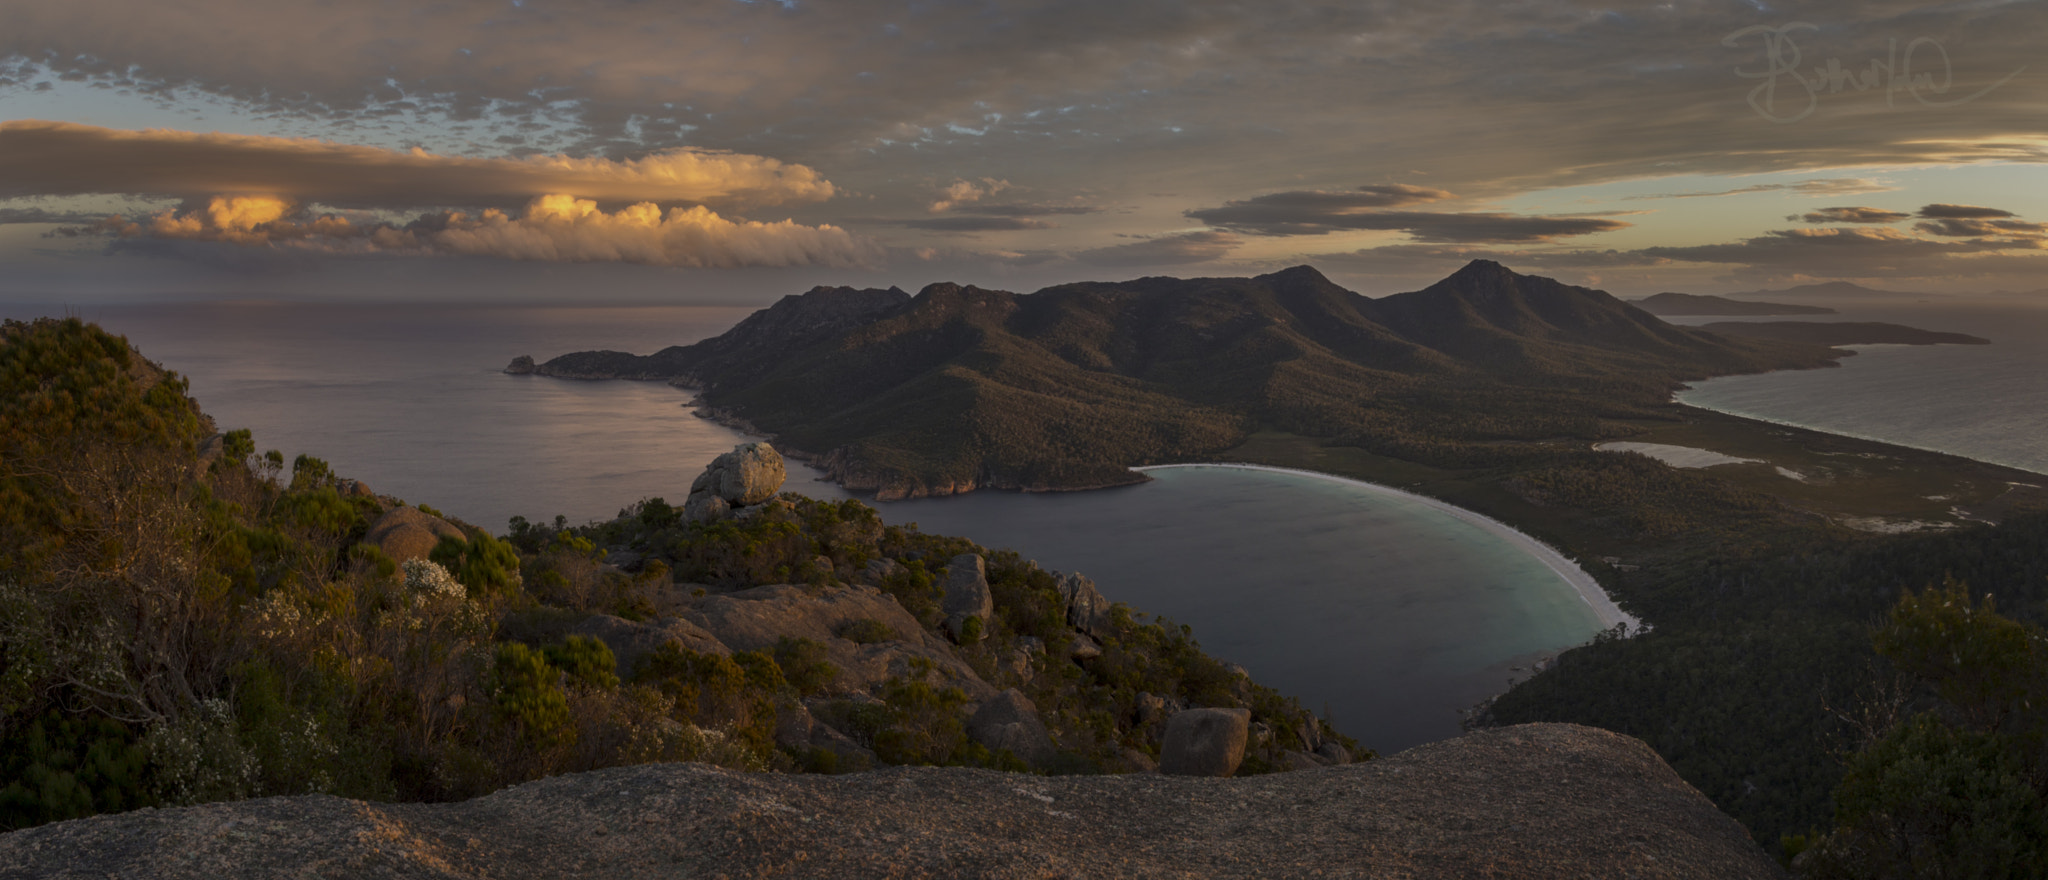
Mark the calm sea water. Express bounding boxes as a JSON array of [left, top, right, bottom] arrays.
[[11, 301, 1637, 750], [1672, 300, 2048, 476]]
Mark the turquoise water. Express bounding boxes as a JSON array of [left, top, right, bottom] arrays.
[[7, 301, 1611, 751]]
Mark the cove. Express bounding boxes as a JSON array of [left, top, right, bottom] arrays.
[[869, 464, 1620, 752]]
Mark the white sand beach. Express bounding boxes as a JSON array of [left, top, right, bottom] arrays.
[[1135, 463, 1643, 633], [1593, 441, 1759, 469]]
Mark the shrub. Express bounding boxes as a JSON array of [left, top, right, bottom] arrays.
[[837, 618, 896, 645], [492, 642, 574, 748], [772, 637, 838, 695], [544, 636, 620, 691], [431, 532, 523, 599]]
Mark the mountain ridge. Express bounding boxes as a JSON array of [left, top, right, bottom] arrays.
[[518, 261, 1841, 498]]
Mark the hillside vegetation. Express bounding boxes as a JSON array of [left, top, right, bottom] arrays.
[[0, 318, 1350, 833]]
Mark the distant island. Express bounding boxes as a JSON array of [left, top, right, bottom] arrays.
[[1719, 280, 1930, 301], [1699, 321, 1991, 346], [1630, 292, 1835, 316]]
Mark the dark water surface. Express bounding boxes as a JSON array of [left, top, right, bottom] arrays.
[[15, 301, 1645, 750]]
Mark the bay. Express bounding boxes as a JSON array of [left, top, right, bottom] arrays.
[[10, 300, 1616, 751]]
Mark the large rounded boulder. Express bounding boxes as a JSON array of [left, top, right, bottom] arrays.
[[684, 443, 787, 522], [365, 506, 466, 562]]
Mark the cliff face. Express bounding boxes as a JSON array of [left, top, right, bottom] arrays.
[[0, 723, 1784, 879]]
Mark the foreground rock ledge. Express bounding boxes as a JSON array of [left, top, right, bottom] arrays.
[[0, 724, 1781, 879]]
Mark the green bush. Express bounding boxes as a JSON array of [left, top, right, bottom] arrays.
[[544, 635, 620, 691], [493, 642, 574, 747], [837, 618, 896, 645], [432, 532, 524, 599], [0, 712, 154, 831], [773, 637, 838, 695]]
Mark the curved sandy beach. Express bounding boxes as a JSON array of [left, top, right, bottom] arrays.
[[1135, 463, 1642, 633]]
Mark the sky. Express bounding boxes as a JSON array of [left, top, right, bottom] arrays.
[[2, 0, 2045, 303]]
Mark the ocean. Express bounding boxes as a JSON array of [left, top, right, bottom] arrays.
[[1670, 299, 2048, 475], [19, 296, 2034, 751]]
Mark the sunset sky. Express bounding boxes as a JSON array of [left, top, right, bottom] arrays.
[[2, 0, 2045, 302]]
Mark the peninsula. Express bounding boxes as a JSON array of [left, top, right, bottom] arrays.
[[1631, 292, 1836, 316]]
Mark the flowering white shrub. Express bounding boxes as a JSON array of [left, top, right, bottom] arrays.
[[145, 698, 259, 806], [403, 558, 466, 602], [250, 589, 305, 640]]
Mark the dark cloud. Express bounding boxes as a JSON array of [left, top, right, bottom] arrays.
[[1075, 230, 1241, 266], [1188, 197, 1629, 242], [1793, 207, 1910, 224], [1917, 204, 2017, 220], [1640, 228, 2041, 280], [1914, 218, 2048, 238], [1182, 185, 1447, 233], [0, 206, 110, 225]]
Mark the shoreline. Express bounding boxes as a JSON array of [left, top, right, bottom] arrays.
[[1134, 463, 1643, 634]]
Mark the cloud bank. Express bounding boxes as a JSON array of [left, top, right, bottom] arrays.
[[0, 121, 835, 210], [78, 194, 877, 269]]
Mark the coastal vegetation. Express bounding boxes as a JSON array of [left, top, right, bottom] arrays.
[[0, 317, 1353, 832]]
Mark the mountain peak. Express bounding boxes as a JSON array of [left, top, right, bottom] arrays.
[[1449, 259, 1516, 279]]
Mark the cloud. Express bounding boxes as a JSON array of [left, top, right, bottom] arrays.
[[1793, 207, 1910, 224], [3, 1, 2042, 211], [0, 121, 835, 210], [886, 216, 1056, 232], [1183, 185, 1450, 233], [1917, 204, 2016, 220], [79, 194, 878, 269], [1640, 227, 2043, 279], [1184, 185, 1625, 242], [1914, 218, 2048, 238], [1075, 230, 1242, 266], [1626, 178, 1899, 201], [929, 179, 1011, 213], [0, 205, 112, 225], [962, 203, 1103, 217]]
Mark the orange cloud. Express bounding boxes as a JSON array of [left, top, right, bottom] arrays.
[[89, 194, 878, 269]]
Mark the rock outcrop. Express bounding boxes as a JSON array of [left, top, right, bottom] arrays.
[[966, 689, 1058, 769], [503, 355, 537, 374], [1055, 571, 1113, 637], [1160, 707, 1250, 777], [939, 553, 995, 643], [365, 506, 466, 562], [0, 724, 1786, 879], [680, 583, 993, 699], [565, 613, 732, 673], [683, 442, 786, 522]]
